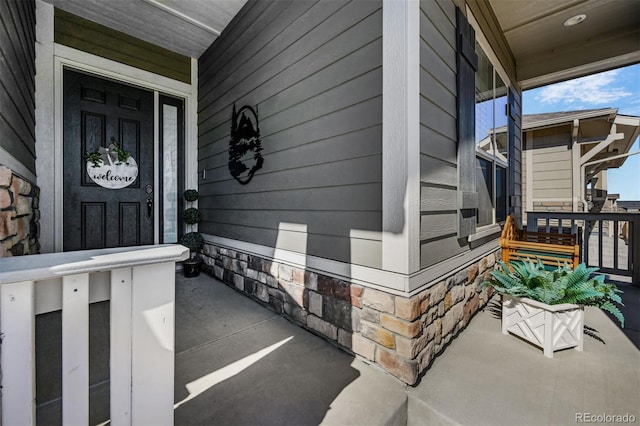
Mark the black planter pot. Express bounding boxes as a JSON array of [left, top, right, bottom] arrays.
[[183, 258, 202, 278]]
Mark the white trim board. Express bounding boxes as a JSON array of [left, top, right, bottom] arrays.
[[35, 0, 55, 253], [529, 198, 574, 202], [381, 0, 421, 275], [408, 239, 499, 293], [466, 7, 510, 92], [187, 58, 199, 192], [525, 131, 534, 213], [0, 146, 36, 183], [203, 233, 408, 294], [203, 233, 500, 296], [153, 91, 160, 244], [54, 44, 192, 95]]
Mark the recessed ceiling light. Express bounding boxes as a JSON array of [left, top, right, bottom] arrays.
[[563, 14, 587, 27]]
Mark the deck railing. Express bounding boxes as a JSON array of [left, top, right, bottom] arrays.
[[526, 211, 640, 284], [0, 244, 189, 425]]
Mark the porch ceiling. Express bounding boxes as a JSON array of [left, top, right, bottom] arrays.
[[44, 1, 638, 89], [42, 0, 248, 58], [488, 0, 640, 89]]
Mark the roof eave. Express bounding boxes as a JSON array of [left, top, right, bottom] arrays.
[[522, 108, 619, 131]]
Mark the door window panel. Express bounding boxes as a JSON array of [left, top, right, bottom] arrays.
[[162, 104, 179, 243]]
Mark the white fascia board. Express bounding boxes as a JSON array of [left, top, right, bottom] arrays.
[[614, 115, 640, 127]]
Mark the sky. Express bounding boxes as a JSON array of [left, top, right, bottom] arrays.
[[522, 63, 640, 201]]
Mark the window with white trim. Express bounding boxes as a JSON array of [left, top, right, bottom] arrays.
[[474, 38, 509, 227]]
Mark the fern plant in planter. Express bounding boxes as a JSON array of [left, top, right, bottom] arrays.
[[482, 260, 624, 358], [179, 189, 204, 277]]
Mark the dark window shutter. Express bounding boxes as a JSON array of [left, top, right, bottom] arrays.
[[456, 7, 478, 238]]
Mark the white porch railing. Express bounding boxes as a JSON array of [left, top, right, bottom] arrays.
[[0, 244, 189, 425]]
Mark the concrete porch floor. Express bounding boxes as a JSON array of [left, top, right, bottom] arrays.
[[407, 278, 640, 425], [34, 272, 639, 425], [176, 273, 639, 426], [173, 273, 408, 425]]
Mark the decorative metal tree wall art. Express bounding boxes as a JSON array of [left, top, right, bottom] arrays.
[[228, 103, 263, 184]]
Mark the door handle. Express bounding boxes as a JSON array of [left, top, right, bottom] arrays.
[[145, 184, 153, 218]]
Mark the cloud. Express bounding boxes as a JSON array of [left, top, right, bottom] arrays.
[[535, 70, 631, 106]]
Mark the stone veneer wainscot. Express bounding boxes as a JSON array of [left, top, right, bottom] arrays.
[[0, 165, 40, 257], [200, 242, 496, 385]]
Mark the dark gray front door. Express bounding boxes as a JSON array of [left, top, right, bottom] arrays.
[[63, 69, 154, 251]]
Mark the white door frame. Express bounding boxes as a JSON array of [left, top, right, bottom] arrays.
[[47, 45, 197, 252]]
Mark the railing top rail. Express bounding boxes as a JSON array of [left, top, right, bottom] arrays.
[[526, 211, 640, 221], [0, 244, 189, 285]]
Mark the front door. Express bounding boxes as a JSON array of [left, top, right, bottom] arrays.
[[63, 69, 155, 251]]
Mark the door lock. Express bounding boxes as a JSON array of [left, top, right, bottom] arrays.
[[145, 184, 153, 218]]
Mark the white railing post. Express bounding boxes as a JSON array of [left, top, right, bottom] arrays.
[[0, 281, 36, 426], [131, 262, 176, 425], [111, 267, 133, 425], [62, 273, 90, 425], [0, 244, 188, 425]]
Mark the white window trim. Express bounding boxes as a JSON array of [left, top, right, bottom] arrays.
[[476, 147, 508, 169], [466, 9, 510, 97]]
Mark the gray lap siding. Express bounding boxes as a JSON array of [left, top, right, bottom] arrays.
[[197, 0, 383, 268]]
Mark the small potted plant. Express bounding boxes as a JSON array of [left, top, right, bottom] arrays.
[[180, 189, 204, 277], [481, 260, 624, 358]]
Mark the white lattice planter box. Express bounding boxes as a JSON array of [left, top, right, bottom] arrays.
[[502, 296, 584, 358]]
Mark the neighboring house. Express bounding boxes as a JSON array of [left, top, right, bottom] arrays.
[[586, 191, 619, 215], [1, 0, 639, 388], [618, 201, 640, 213], [617, 201, 640, 243], [519, 109, 640, 219]]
